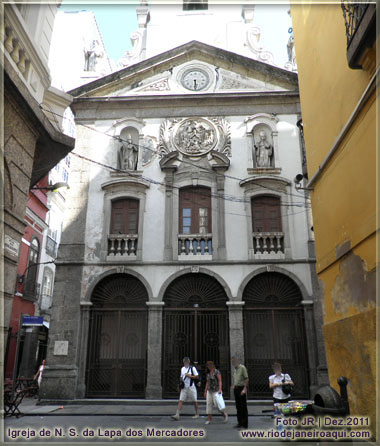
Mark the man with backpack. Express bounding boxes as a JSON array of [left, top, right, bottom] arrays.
[[171, 357, 199, 420]]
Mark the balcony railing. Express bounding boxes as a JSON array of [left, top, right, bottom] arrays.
[[178, 233, 212, 256], [252, 232, 284, 255], [108, 234, 138, 257], [341, 1, 376, 69]]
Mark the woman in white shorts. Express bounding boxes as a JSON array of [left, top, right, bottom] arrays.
[[204, 360, 228, 425]]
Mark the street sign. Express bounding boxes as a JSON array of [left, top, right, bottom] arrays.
[[22, 316, 44, 326]]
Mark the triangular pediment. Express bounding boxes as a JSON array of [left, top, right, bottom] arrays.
[[69, 41, 298, 98]]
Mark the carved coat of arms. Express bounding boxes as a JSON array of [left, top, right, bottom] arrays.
[[159, 117, 231, 158]]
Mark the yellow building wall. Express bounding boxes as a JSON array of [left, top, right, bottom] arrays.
[[291, 2, 377, 438], [291, 3, 373, 177]]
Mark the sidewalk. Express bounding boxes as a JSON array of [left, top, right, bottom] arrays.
[[19, 397, 274, 417]]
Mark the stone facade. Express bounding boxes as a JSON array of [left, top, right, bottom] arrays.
[[2, 2, 74, 351], [41, 39, 328, 401]]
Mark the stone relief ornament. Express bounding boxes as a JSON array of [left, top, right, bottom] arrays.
[[141, 136, 157, 165], [159, 117, 231, 158], [138, 78, 170, 92]]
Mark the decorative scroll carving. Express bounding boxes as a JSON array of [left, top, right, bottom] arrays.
[[246, 26, 275, 65]]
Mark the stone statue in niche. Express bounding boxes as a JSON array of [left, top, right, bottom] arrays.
[[119, 134, 138, 170], [254, 130, 273, 168], [84, 39, 103, 72]]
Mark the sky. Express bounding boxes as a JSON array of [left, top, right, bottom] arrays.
[[60, 2, 292, 68]]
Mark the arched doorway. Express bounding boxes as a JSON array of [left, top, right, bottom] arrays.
[[162, 273, 230, 398], [243, 272, 309, 398], [86, 273, 148, 398]]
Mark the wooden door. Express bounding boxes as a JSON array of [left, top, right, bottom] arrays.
[[251, 196, 282, 232], [110, 199, 139, 234]]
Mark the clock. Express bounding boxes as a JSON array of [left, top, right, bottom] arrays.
[[181, 68, 210, 91]]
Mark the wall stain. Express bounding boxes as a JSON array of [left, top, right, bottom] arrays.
[[331, 252, 376, 314]]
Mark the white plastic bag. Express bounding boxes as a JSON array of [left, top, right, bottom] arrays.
[[214, 392, 226, 411]]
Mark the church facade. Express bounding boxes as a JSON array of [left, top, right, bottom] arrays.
[[41, 4, 327, 401]]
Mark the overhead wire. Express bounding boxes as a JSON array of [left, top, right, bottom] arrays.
[[39, 104, 311, 204]]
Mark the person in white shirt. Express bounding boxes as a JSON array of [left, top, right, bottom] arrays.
[[171, 357, 199, 420], [269, 362, 294, 407]]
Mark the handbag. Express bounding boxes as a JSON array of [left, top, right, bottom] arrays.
[[282, 374, 293, 395], [214, 392, 226, 411]]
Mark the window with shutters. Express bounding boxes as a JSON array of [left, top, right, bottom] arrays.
[[108, 198, 139, 257], [178, 187, 212, 256], [110, 198, 139, 235], [251, 195, 284, 255]]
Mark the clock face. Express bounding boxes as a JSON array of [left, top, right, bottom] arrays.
[[181, 69, 210, 91]]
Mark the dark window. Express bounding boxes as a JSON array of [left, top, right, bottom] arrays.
[[110, 199, 139, 234], [179, 187, 211, 234], [24, 238, 40, 299], [183, 0, 208, 11], [251, 196, 282, 233]]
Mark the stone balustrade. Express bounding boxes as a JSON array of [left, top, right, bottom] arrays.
[[108, 234, 138, 257], [178, 233, 213, 256], [2, 20, 31, 79], [252, 231, 284, 254]]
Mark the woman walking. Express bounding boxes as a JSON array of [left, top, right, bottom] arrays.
[[204, 360, 228, 425]]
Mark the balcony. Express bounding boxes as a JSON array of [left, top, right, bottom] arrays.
[[252, 232, 284, 258], [341, 1, 376, 70], [178, 233, 212, 260], [107, 234, 138, 259]]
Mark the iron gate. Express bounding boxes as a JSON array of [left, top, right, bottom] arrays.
[[162, 308, 230, 398], [244, 308, 309, 398], [86, 309, 147, 398]]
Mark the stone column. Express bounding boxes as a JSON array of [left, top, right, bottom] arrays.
[[76, 302, 92, 398], [227, 301, 245, 399], [215, 170, 227, 259], [162, 168, 176, 260], [145, 302, 164, 399]]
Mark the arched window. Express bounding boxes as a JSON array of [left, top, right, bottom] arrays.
[[42, 267, 53, 297]]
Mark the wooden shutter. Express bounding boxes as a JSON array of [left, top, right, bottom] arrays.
[[179, 187, 211, 234], [251, 196, 282, 232], [110, 199, 139, 234]]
